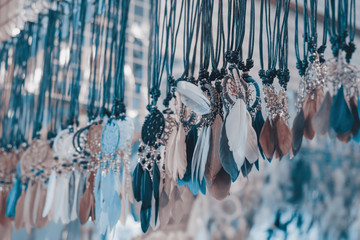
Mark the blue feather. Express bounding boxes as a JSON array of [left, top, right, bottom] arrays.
[[219, 115, 240, 182], [330, 86, 354, 134], [132, 163, 143, 202], [6, 178, 22, 218], [241, 159, 253, 178], [152, 161, 160, 225], [353, 98, 360, 142], [140, 207, 151, 233], [94, 168, 101, 221]]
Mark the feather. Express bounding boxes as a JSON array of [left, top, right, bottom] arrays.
[[226, 99, 248, 169], [259, 117, 275, 160], [60, 176, 70, 224], [68, 172, 75, 219], [79, 187, 91, 224], [6, 178, 22, 218], [23, 184, 33, 226], [53, 178, 65, 224], [0, 190, 9, 225], [254, 160, 259, 171], [171, 186, 184, 224], [275, 117, 292, 159], [292, 109, 305, 156], [159, 187, 170, 226], [14, 192, 25, 230], [173, 124, 187, 180], [353, 98, 360, 142], [245, 112, 259, 163], [132, 163, 143, 202], [303, 88, 324, 140], [42, 170, 56, 218], [164, 126, 177, 179], [35, 185, 48, 229], [176, 81, 211, 115], [152, 162, 160, 225], [205, 115, 223, 184], [241, 159, 253, 178], [252, 110, 266, 160], [219, 113, 239, 182], [140, 170, 152, 232], [349, 96, 360, 139], [191, 126, 210, 188], [180, 125, 198, 183], [312, 91, 333, 136], [70, 172, 80, 221], [208, 168, 231, 200], [330, 86, 354, 134], [32, 181, 42, 225]]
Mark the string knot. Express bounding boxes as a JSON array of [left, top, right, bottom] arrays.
[[199, 68, 209, 81], [344, 42, 356, 63], [209, 69, 221, 81], [225, 50, 239, 64], [277, 69, 290, 90]]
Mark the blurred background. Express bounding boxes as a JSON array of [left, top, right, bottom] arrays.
[[1, 0, 360, 239]]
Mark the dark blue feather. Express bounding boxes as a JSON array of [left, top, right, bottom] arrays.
[[132, 163, 143, 202], [330, 86, 354, 134], [141, 170, 152, 209], [241, 159, 253, 178], [140, 206, 151, 233], [254, 160, 259, 171], [152, 161, 160, 224], [181, 125, 198, 183], [252, 110, 266, 160], [219, 116, 240, 182]]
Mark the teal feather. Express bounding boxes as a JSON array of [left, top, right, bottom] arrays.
[[132, 163, 143, 202], [330, 86, 354, 134], [152, 161, 160, 224], [6, 178, 22, 218]]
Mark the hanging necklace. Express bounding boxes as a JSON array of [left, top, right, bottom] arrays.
[[259, 0, 292, 160]]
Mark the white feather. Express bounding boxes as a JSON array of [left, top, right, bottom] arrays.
[[70, 172, 80, 221], [60, 176, 70, 224], [225, 99, 248, 169], [192, 126, 211, 182], [245, 112, 259, 163], [165, 127, 177, 180], [53, 177, 65, 224], [173, 124, 187, 180], [198, 126, 211, 181], [176, 81, 211, 115], [42, 170, 56, 218]]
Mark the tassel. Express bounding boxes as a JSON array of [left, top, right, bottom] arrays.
[[219, 113, 239, 182], [259, 118, 275, 160], [330, 86, 354, 134], [312, 91, 333, 136], [292, 109, 305, 156]]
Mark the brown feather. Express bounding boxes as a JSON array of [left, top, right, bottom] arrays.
[[275, 117, 292, 159], [207, 168, 231, 200], [312, 91, 333, 136], [0, 190, 9, 225], [36, 186, 48, 229], [79, 188, 91, 224], [15, 192, 26, 230], [259, 117, 276, 159], [303, 88, 324, 140], [205, 115, 223, 184], [291, 109, 305, 156]]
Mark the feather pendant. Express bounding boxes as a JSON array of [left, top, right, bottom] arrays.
[[132, 163, 144, 202], [173, 124, 187, 180], [349, 96, 360, 139], [15, 192, 25, 230], [252, 110, 266, 160], [165, 126, 177, 180], [275, 117, 292, 159], [42, 170, 56, 218], [0, 190, 9, 225], [60, 176, 70, 224], [6, 178, 22, 218], [152, 162, 160, 225], [35, 185, 48, 229], [245, 112, 259, 163], [79, 188, 91, 224], [205, 115, 223, 184], [219, 113, 239, 182], [70, 172, 80, 221], [292, 109, 305, 156], [303, 89, 324, 140], [171, 186, 184, 224], [312, 91, 333, 136], [23, 183, 33, 226], [191, 126, 210, 188], [176, 81, 211, 115], [226, 99, 248, 169], [180, 125, 198, 183], [32, 181, 42, 225], [241, 159, 253, 178], [208, 168, 231, 200], [330, 86, 354, 134], [259, 118, 275, 160], [140, 170, 152, 232]]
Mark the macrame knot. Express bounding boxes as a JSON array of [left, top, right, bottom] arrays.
[[238, 60, 245, 71], [330, 35, 341, 57], [188, 76, 197, 85], [259, 69, 266, 82], [308, 35, 317, 54], [277, 69, 290, 90], [245, 59, 254, 71], [150, 88, 161, 101], [163, 92, 173, 108], [318, 45, 326, 63], [199, 68, 209, 81], [296, 60, 307, 77], [225, 50, 239, 64], [344, 42, 355, 63], [209, 69, 221, 81], [260, 69, 276, 85]]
